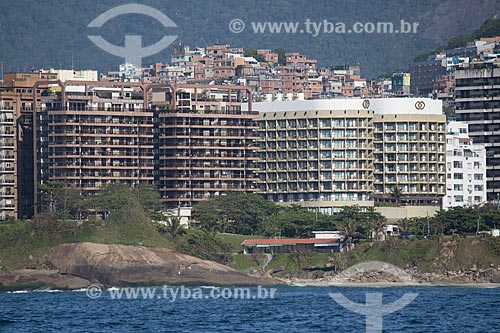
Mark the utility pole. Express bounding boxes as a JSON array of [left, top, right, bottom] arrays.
[[476, 214, 481, 236]]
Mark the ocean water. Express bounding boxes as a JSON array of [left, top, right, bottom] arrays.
[[0, 286, 499, 332]]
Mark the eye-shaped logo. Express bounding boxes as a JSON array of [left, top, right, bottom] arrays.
[[415, 101, 425, 110], [87, 3, 177, 66], [362, 99, 370, 109]]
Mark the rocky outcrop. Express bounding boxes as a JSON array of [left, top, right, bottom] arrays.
[[279, 263, 500, 285], [408, 265, 500, 284], [0, 243, 276, 290]]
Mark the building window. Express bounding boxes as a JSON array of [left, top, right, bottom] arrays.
[[454, 184, 463, 191], [474, 174, 483, 180], [453, 173, 463, 180], [454, 195, 464, 202], [453, 161, 463, 168]]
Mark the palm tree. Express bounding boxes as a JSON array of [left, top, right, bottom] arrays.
[[165, 216, 186, 239], [337, 218, 360, 244], [390, 186, 403, 206], [368, 216, 387, 242]]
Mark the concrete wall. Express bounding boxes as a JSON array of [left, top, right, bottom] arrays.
[[375, 206, 440, 222]]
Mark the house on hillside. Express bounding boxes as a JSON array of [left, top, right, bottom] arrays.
[[241, 231, 346, 254]]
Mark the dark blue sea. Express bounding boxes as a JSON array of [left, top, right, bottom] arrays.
[[0, 286, 499, 332]]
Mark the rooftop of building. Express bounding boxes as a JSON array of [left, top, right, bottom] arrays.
[[241, 238, 340, 246], [245, 97, 443, 115]]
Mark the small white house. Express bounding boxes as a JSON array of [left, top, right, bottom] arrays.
[[313, 231, 344, 239]]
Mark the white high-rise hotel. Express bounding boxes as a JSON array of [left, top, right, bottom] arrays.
[[443, 121, 487, 208], [248, 98, 447, 215]]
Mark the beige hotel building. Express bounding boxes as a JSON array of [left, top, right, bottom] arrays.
[[248, 98, 446, 216]]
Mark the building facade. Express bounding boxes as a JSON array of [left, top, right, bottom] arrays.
[[40, 82, 155, 196], [153, 85, 259, 208], [443, 121, 487, 208], [256, 105, 374, 214], [0, 74, 260, 219], [0, 72, 59, 219], [250, 98, 446, 214], [455, 61, 500, 200], [373, 102, 446, 206]]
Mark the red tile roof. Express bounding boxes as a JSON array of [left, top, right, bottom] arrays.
[[241, 238, 340, 246]]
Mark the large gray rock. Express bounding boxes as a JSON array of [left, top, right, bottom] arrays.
[[0, 242, 276, 289]]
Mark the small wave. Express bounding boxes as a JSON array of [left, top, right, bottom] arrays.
[[71, 288, 88, 292], [6, 290, 30, 294], [33, 287, 63, 293]]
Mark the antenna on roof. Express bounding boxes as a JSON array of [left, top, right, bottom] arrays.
[[1, 62, 3, 81]]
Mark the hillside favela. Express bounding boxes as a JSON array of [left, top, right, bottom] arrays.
[[1, 1, 500, 332]]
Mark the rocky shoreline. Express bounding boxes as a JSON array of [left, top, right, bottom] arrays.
[[2, 242, 500, 291], [275, 264, 500, 286], [0, 243, 276, 290]]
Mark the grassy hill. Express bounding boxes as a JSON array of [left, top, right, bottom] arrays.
[[0, 217, 173, 271]]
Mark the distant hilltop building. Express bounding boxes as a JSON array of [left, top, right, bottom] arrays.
[[410, 38, 500, 97], [101, 44, 388, 100], [391, 72, 410, 96]]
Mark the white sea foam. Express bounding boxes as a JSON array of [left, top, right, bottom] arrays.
[[6, 290, 30, 294]]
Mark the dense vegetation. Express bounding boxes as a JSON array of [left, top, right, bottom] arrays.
[[2, 186, 500, 271], [0, 0, 496, 78], [192, 193, 387, 241]]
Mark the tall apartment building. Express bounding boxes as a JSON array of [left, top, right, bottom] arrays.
[[153, 85, 259, 208], [40, 82, 155, 198], [0, 72, 260, 219], [0, 72, 58, 219], [455, 61, 500, 200], [249, 98, 446, 215], [443, 121, 486, 208]]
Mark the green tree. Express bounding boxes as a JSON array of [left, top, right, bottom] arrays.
[[272, 204, 317, 238], [273, 48, 286, 65], [165, 217, 186, 239], [177, 230, 232, 263], [151, 212, 186, 239], [191, 193, 279, 235], [243, 48, 265, 62], [335, 206, 364, 241], [390, 186, 403, 206], [433, 206, 477, 235], [364, 207, 387, 241], [38, 181, 87, 220]]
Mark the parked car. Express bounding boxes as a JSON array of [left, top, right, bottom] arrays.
[[399, 232, 416, 240]]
